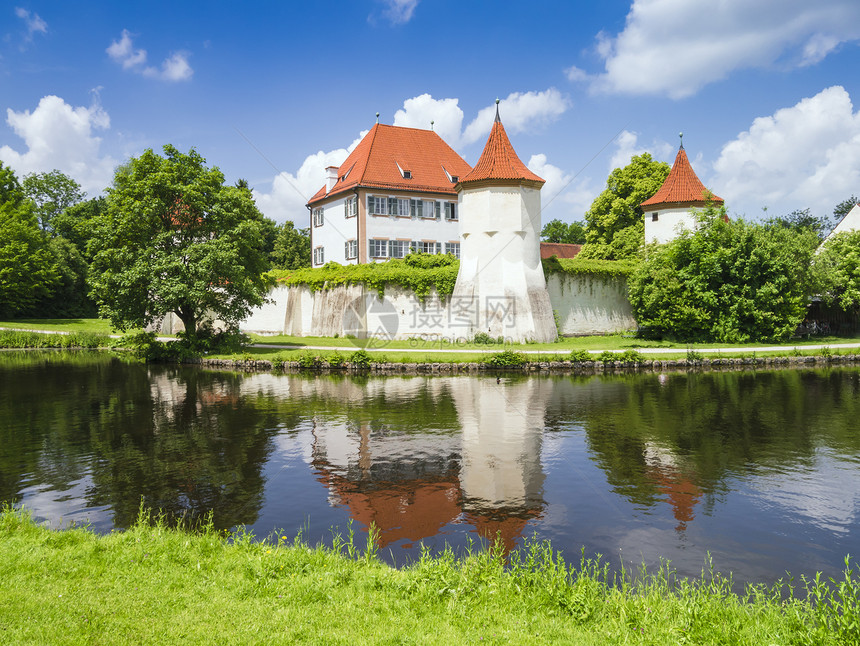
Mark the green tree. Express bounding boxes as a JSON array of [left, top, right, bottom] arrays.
[[270, 220, 311, 269], [815, 230, 860, 316], [766, 208, 833, 240], [540, 218, 586, 244], [580, 153, 671, 260], [21, 170, 85, 234], [88, 145, 271, 338], [0, 161, 25, 206], [0, 201, 58, 317], [629, 209, 818, 343], [51, 196, 105, 263]]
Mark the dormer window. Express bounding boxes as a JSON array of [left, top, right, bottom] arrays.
[[450, 176, 458, 183], [395, 161, 411, 179]]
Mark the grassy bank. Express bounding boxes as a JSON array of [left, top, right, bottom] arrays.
[[0, 328, 113, 349], [1, 507, 857, 645]]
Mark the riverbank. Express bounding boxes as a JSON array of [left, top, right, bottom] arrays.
[[1, 506, 856, 645]]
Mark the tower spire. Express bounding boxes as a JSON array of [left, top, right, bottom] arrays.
[[679, 131, 684, 150], [494, 98, 500, 123]]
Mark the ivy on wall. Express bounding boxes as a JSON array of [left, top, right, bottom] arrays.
[[269, 253, 634, 301]]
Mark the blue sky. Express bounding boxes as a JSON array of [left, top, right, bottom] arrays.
[[2, 0, 860, 226]]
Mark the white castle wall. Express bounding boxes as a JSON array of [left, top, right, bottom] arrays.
[[546, 272, 637, 336], [241, 273, 636, 339], [644, 206, 698, 244]]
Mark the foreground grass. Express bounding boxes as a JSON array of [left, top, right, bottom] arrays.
[[1, 507, 858, 645], [0, 318, 116, 334]]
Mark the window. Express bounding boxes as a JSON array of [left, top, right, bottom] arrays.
[[345, 240, 357, 260], [313, 246, 324, 265], [445, 242, 460, 258], [422, 200, 436, 219], [345, 197, 357, 218], [444, 202, 457, 221], [416, 241, 441, 254], [369, 239, 388, 258], [368, 195, 387, 215], [312, 207, 324, 227], [651, 212, 659, 222], [390, 240, 409, 258], [397, 198, 410, 217], [403, 170, 412, 179]]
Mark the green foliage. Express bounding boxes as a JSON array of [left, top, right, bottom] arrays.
[[0, 161, 26, 206], [348, 348, 372, 369], [89, 145, 272, 337], [0, 329, 110, 349], [52, 196, 105, 263], [484, 349, 527, 366], [629, 211, 819, 343], [0, 201, 58, 317], [326, 350, 345, 368], [270, 220, 310, 269], [296, 351, 323, 369], [270, 252, 459, 301], [765, 207, 833, 240], [22, 169, 85, 234], [686, 348, 704, 362], [580, 153, 671, 260], [569, 349, 593, 362], [541, 218, 586, 244], [472, 332, 504, 344], [815, 230, 860, 315]]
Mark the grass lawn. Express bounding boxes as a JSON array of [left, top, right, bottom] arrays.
[[0, 318, 118, 334], [1, 506, 856, 645]]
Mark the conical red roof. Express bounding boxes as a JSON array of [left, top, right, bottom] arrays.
[[640, 145, 723, 209], [458, 105, 544, 188]]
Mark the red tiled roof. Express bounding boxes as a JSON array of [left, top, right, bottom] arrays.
[[640, 146, 723, 208], [457, 106, 544, 187], [307, 124, 472, 206], [540, 242, 582, 259]]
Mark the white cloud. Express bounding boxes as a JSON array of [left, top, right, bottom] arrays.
[[253, 134, 366, 224], [528, 153, 597, 223], [106, 30, 193, 82], [461, 89, 570, 146], [564, 65, 587, 82], [608, 130, 673, 172], [380, 0, 419, 24], [588, 0, 860, 98], [15, 7, 47, 41], [712, 86, 860, 218], [393, 94, 465, 147], [0, 94, 116, 195]]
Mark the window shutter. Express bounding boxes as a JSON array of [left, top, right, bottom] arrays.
[[435, 202, 441, 220]]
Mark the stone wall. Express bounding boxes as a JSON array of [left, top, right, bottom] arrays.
[[546, 272, 636, 336]]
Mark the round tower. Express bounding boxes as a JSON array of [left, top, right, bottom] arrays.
[[640, 134, 725, 244], [451, 101, 557, 343]]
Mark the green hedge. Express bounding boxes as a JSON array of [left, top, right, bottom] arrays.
[[268, 253, 459, 301]]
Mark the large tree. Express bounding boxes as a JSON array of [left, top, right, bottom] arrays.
[[580, 153, 671, 260], [270, 220, 311, 269], [0, 201, 58, 317], [629, 210, 818, 343], [22, 170, 85, 234], [89, 145, 271, 337], [540, 218, 586, 244]]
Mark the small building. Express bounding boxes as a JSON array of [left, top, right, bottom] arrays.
[[306, 123, 472, 267], [640, 136, 724, 244]]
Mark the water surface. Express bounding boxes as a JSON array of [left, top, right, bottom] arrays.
[[2, 351, 858, 586]]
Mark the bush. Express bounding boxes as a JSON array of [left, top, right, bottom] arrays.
[[484, 350, 527, 367], [296, 352, 323, 369], [348, 349, 372, 369], [472, 332, 504, 345], [326, 351, 345, 368], [569, 349, 593, 362]]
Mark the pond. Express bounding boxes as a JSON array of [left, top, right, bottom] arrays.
[[2, 351, 859, 587]]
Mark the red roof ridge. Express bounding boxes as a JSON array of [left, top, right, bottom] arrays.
[[457, 103, 544, 187], [640, 144, 724, 208]]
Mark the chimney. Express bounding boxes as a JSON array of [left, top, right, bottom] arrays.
[[325, 166, 338, 193]]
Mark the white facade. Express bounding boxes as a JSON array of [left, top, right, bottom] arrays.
[[644, 206, 700, 244], [310, 190, 461, 268]]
